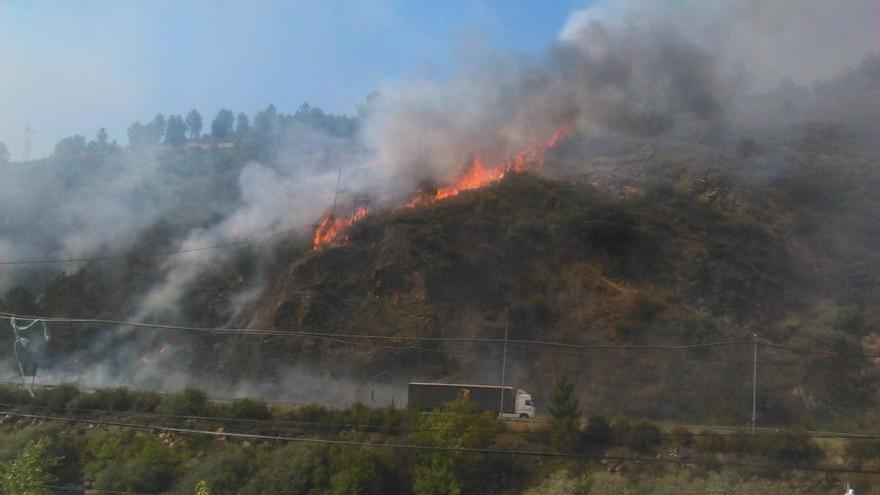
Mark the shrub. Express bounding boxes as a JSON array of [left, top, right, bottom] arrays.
[[0, 384, 29, 406], [752, 426, 819, 462], [130, 389, 162, 412], [669, 426, 693, 448], [328, 447, 390, 495], [173, 446, 253, 495], [84, 430, 180, 493], [37, 383, 80, 409], [619, 420, 661, 454], [548, 376, 582, 452], [157, 388, 207, 416], [229, 398, 270, 420], [584, 415, 613, 447], [522, 470, 592, 495], [238, 445, 330, 495], [845, 440, 880, 461], [0, 437, 63, 495], [68, 387, 134, 412], [693, 429, 725, 452]]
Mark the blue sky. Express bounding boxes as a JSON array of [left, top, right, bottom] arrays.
[[0, 1, 588, 159]]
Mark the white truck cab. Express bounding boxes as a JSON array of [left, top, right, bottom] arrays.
[[513, 389, 535, 419]]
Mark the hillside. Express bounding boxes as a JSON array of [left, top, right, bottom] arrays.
[[233, 132, 878, 427]]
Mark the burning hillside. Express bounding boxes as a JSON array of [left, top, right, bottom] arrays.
[[312, 125, 571, 250], [312, 206, 369, 250]]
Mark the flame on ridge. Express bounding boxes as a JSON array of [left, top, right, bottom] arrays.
[[312, 207, 369, 250], [312, 125, 570, 250], [407, 125, 571, 207]]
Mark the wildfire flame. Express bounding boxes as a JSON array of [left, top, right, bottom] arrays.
[[140, 344, 170, 364], [409, 125, 571, 207], [312, 207, 369, 250], [310, 125, 570, 250]]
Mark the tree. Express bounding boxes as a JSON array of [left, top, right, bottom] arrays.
[[87, 128, 119, 153], [253, 104, 277, 135], [186, 109, 203, 139], [238, 445, 330, 495], [195, 480, 213, 495], [548, 376, 581, 452], [211, 109, 235, 140], [0, 140, 9, 164], [128, 121, 146, 147], [410, 394, 500, 495], [96, 127, 109, 148], [329, 448, 388, 495], [165, 115, 187, 147], [54, 135, 86, 157], [145, 114, 166, 144], [1, 437, 63, 495], [235, 112, 251, 138]]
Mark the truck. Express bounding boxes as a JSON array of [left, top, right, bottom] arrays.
[[407, 382, 536, 419]]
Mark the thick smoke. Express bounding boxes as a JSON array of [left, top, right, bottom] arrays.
[[562, 0, 880, 91], [365, 18, 725, 191], [366, 0, 878, 191], [0, 148, 186, 292]]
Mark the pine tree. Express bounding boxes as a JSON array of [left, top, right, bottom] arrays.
[[548, 375, 582, 452]]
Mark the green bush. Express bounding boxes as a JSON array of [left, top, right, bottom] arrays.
[[548, 376, 582, 453], [68, 387, 129, 412], [693, 429, 725, 452], [173, 445, 253, 495], [157, 387, 208, 416], [669, 426, 693, 448], [82, 429, 180, 492], [0, 437, 63, 495], [615, 420, 661, 454], [0, 384, 31, 406], [329, 447, 391, 495], [845, 440, 880, 461], [229, 398, 270, 420], [33, 383, 80, 410], [130, 389, 162, 412], [584, 415, 613, 447], [238, 445, 330, 495], [751, 427, 820, 462]]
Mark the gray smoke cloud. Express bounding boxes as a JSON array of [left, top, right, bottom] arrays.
[[364, 17, 726, 191], [366, 0, 878, 190], [561, 0, 880, 91]]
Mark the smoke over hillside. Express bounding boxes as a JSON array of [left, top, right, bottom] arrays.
[[0, 0, 878, 400]]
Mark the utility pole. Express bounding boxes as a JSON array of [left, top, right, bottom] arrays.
[[751, 333, 758, 434], [332, 168, 342, 214], [499, 311, 509, 418]]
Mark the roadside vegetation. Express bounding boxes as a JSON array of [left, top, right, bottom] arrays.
[[0, 382, 872, 494]]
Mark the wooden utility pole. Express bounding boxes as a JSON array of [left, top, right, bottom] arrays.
[[499, 312, 509, 417], [752, 333, 758, 434]]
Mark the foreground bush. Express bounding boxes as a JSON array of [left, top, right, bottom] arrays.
[[157, 387, 208, 416], [612, 418, 661, 453]]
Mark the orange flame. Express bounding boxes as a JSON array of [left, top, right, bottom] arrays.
[[409, 125, 571, 207], [310, 125, 570, 249], [312, 207, 369, 250]]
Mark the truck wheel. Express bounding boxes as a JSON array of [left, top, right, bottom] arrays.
[[519, 413, 529, 419]]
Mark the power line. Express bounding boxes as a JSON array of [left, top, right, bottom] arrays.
[[3, 399, 880, 440], [4, 312, 880, 362], [0, 312, 754, 349], [36, 485, 156, 495], [5, 409, 880, 476], [0, 225, 301, 266]]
